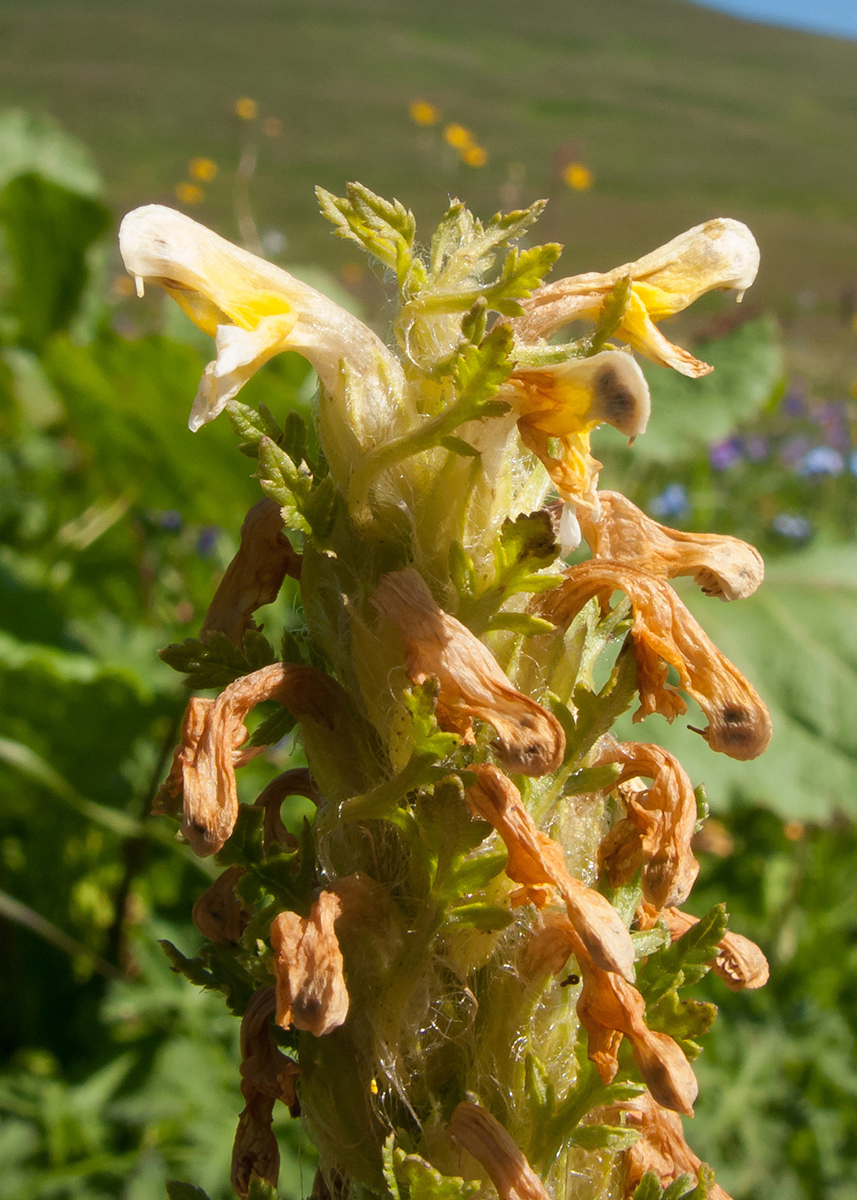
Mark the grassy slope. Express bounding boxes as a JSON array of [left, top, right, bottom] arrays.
[[1, 0, 856, 370]]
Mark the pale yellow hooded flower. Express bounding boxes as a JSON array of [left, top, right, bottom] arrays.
[[513, 218, 759, 378]]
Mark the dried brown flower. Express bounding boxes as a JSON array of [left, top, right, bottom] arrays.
[[192, 864, 249, 944], [270, 891, 349, 1036], [606, 1091, 731, 1199], [643, 904, 769, 992], [254, 767, 320, 852], [592, 741, 699, 909], [201, 498, 301, 646], [231, 987, 300, 1199], [579, 491, 764, 602], [540, 561, 772, 760], [371, 569, 564, 776], [447, 1101, 551, 1200], [466, 765, 635, 982], [166, 663, 340, 857]]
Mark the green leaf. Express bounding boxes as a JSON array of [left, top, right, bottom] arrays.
[[0, 173, 110, 350], [387, 1143, 480, 1200], [159, 630, 276, 690], [457, 510, 562, 632], [483, 612, 556, 636], [316, 183, 415, 286], [247, 1180, 280, 1200], [633, 1171, 666, 1200], [0, 109, 102, 196], [247, 704, 297, 748], [637, 904, 727, 1005], [634, 318, 783, 464], [226, 398, 283, 456], [482, 242, 562, 316], [166, 1183, 212, 1200], [662, 1175, 698, 1200], [447, 902, 514, 931], [647, 990, 717, 1057], [440, 435, 480, 458], [452, 324, 515, 412], [569, 1123, 641, 1152], [565, 639, 637, 767]]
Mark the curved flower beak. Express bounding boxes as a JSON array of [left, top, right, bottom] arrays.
[[510, 349, 651, 509], [119, 204, 405, 435], [513, 218, 760, 378]]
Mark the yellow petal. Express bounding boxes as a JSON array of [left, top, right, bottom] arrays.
[[512, 349, 651, 439]]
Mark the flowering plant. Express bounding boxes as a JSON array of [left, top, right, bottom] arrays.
[[120, 186, 770, 1200]]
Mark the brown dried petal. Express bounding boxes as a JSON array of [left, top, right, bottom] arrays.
[[231, 1094, 280, 1200], [466, 765, 635, 982], [201, 497, 301, 646], [192, 865, 249, 944], [371, 569, 564, 776], [580, 491, 764, 602], [592, 741, 699, 910], [448, 1101, 550, 1200], [175, 663, 339, 857], [540, 561, 772, 760], [239, 986, 300, 1110], [607, 1092, 732, 1200], [655, 906, 769, 992], [270, 891, 349, 1036], [254, 767, 320, 852]]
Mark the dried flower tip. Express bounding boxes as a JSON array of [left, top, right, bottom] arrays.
[[119, 204, 405, 439], [239, 986, 301, 1112], [580, 491, 763, 602], [254, 768, 320, 852], [592, 741, 699, 909], [231, 1094, 280, 1200], [513, 218, 759, 378], [466, 765, 635, 981], [174, 663, 340, 856], [652, 905, 769, 991], [607, 1092, 732, 1200], [192, 864, 249, 944], [270, 891, 349, 1036], [448, 1102, 550, 1200], [541, 561, 772, 760], [372, 569, 564, 776], [201, 498, 300, 646]]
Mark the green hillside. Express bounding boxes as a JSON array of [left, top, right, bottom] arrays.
[[2, 0, 857, 325]]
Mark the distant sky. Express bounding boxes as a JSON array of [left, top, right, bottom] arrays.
[[689, 0, 857, 39]]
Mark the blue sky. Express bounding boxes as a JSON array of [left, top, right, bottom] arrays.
[[690, 0, 857, 39]]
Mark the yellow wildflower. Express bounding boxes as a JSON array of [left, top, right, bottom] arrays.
[[175, 182, 205, 205], [234, 97, 258, 121], [409, 99, 440, 126], [461, 144, 488, 168], [513, 219, 760, 378], [444, 122, 473, 150], [118, 205, 406, 436], [189, 157, 218, 182], [563, 162, 594, 191]]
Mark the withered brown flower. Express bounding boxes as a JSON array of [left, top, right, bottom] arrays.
[[254, 767, 320, 852], [640, 904, 769, 992], [192, 864, 249, 944], [540, 561, 772, 760], [579, 491, 763, 602], [231, 987, 300, 1199], [466, 765, 635, 982], [270, 891, 349, 1036], [592, 740, 699, 910], [201, 497, 301, 646], [164, 663, 340, 857], [548, 916, 698, 1116], [448, 1101, 550, 1200], [605, 1091, 731, 1199], [371, 568, 564, 776]]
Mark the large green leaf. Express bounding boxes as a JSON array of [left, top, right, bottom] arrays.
[[616, 545, 857, 818], [633, 318, 783, 464], [0, 109, 101, 196], [0, 173, 110, 349]]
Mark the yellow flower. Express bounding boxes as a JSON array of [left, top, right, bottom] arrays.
[[444, 123, 473, 150], [175, 182, 205, 205], [461, 144, 488, 168], [234, 97, 258, 120], [513, 219, 759, 378], [118, 205, 406, 439], [189, 157, 218, 182], [563, 162, 594, 191], [409, 100, 439, 126], [510, 350, 650, 511]]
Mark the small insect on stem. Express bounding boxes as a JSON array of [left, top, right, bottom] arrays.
[[559, 973, 580, 987]]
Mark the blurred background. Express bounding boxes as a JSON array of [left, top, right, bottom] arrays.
[[1, 1, 856, 1197]]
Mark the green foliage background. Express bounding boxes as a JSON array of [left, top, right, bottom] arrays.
[[0, 110, 855, 1200]]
